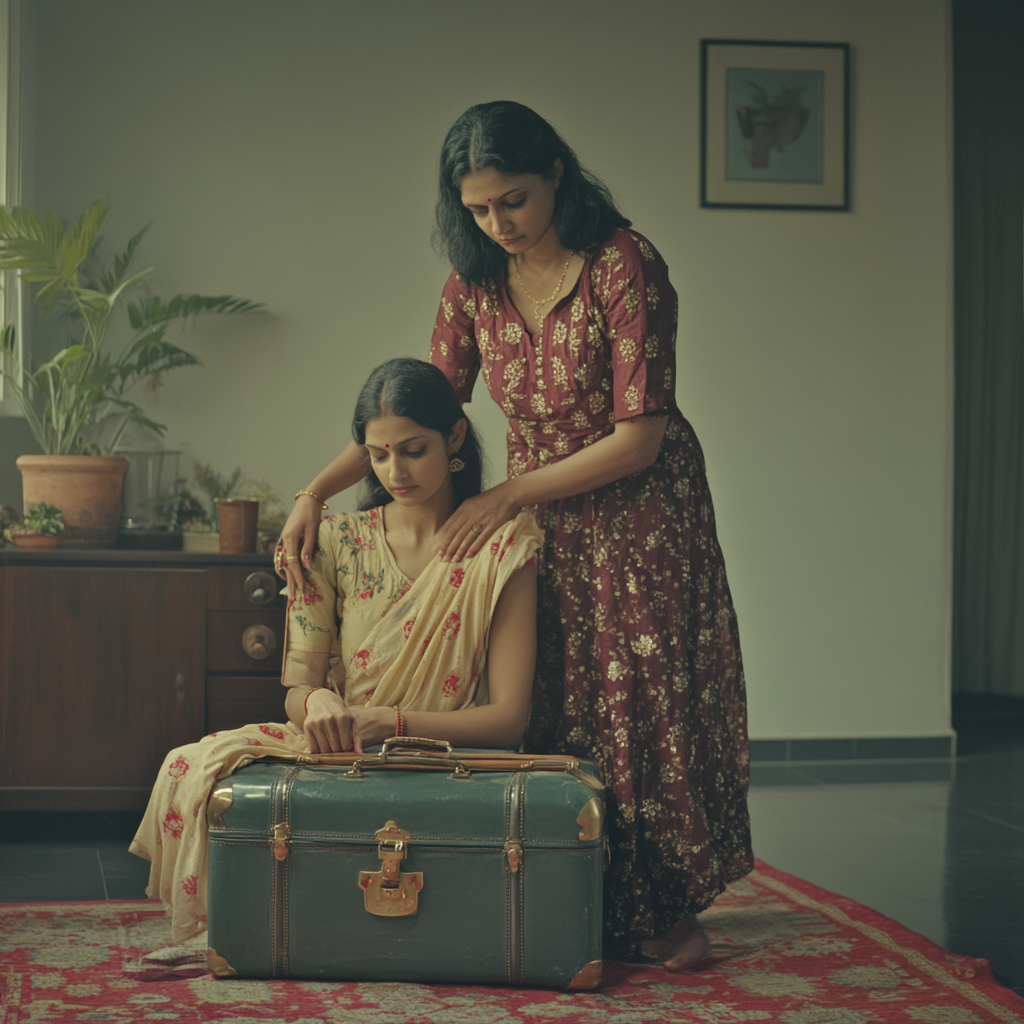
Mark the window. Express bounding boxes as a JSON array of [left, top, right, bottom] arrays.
[[0, 0, 22, 415]]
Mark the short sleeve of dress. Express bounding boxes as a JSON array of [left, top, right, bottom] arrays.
[[429, 270, 481, 403], [595, 231, 679, 421], [277, 517, 344, 653]]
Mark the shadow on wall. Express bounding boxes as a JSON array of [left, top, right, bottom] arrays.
[[0, 417, 42, 509]]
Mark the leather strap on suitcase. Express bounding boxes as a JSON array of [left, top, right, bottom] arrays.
[[264, 736, 606, 791]]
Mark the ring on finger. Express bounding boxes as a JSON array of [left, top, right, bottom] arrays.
[[471, 525, 482, 535]]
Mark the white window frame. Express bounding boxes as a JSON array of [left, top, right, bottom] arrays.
[[0, 0, 23, 416]]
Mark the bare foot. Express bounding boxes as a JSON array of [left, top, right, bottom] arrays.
[[640, 917, 710, 972]]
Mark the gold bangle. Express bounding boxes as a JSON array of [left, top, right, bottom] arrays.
[[294, 489, 329, 510]]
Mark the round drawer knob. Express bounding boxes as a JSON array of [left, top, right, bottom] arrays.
[[242, 624, 277, 661], [245, 571, 277, 606]]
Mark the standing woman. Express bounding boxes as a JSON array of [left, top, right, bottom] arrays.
[[280, 100, 752, 967]]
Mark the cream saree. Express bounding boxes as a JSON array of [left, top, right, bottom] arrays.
[[130, 510, 542, 942]]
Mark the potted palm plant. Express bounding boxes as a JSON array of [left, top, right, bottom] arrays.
[[0, 200, 261, 547]]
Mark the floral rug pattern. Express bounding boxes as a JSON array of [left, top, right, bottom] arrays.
[[1, 861, 1022, 1023]]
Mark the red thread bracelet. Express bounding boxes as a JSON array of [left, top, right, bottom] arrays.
[[304, 688, 322, 717], [393, 705, 405, 737]]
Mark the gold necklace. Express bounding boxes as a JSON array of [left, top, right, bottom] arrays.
[[513, 254, 573, 326]]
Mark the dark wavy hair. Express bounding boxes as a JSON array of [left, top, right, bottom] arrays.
[[434, 100, 631, 288], [352, 358, 484, 511]]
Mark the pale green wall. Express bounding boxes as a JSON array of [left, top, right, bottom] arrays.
[[12, 0, 953, 740]]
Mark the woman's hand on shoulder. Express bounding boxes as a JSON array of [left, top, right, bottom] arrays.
[[303, 687, 365, 754], [279, 496, 323, 601], [438, 482, 520, 562]]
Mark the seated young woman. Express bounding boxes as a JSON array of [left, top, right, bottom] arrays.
[[130, 358, 542, 942]]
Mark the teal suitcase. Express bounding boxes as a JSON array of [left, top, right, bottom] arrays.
[[205, 739, 606, 990]]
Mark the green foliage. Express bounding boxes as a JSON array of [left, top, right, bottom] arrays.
[[0, 200, 262, 455], [193, 462, 242, 529], [0, 504, 18, 545], [239, 475, 288, 535], [142, 479, 208, 532], [23, 502, 65, 535]]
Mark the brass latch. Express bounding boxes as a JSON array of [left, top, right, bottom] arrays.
[[270, 822, 290, 861], [504, 840, 523, 873], [358, 820, 423, 917]]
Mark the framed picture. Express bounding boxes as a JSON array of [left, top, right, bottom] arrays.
[[701, 39, 850, 210]]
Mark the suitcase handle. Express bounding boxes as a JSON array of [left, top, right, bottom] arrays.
[[380, 736, 453, 759]]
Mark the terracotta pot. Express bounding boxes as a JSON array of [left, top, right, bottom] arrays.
[[218, 499, 259, 554], [11, 532, 60, 550], [17, 455, 129, 549]]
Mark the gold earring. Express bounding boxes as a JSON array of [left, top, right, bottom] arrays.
[[448, 455, 466, 473]]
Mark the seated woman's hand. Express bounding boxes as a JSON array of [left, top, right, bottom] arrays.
[[303, 688, 364, 754], [350, 706, 400, 749]]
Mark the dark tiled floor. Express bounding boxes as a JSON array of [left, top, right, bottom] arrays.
[[749, 695, 1024, 997], [1, 698, 1021, 998], [0, 811, 150, 903]]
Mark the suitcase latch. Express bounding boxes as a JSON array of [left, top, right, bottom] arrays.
[[270, 822, 291, 861], [358, 820, 423, 917], [504, 840, 523, 873]]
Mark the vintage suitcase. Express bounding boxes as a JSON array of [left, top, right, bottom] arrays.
[[206, 738, 606, 990]]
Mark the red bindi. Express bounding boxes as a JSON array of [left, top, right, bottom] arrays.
[[384, 444, 389, 448], [486, 198, 492, 203]]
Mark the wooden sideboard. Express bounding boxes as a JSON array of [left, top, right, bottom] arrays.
[[0, 548, 289, 811]]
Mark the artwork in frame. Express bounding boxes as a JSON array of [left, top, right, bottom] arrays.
[[701, 39, 850, 211]]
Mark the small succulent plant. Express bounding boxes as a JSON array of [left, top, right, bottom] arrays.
[[21, 502, 65, 535]]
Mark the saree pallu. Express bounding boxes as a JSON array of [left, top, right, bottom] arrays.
[[130, 513, 542, 942]]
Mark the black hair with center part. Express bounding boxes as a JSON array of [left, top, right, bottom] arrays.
[[434, 100, 632, 289], [352, 358, 484, 511]]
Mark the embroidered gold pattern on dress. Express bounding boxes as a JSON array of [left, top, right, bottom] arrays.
[[618, 338, 638, 362], [442, 297, 454, 323], [503, 358, 527, 398], [461, 295, 478, 318], [623, 288, 642, 316], [645, 335, 660, 358], [631, 233, 656, 261], [501, 323, 523, 347], [646, 283, 660, 310], [552, 321, 568, 345]]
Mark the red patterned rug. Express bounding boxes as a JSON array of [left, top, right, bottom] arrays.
[[1, 860, 1021, 1023]]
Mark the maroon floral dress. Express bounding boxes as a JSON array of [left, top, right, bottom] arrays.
[[430, 228, 753, 956]]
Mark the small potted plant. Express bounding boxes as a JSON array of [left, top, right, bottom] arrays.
[[4, 502, 65, 549], [182, 462, 241, 552], [239, 475, 288, 552]]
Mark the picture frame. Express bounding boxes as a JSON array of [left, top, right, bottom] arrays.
[[700, 39, 850, 211]]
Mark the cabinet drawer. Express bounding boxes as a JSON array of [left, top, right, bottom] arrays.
[[207, 610, 285, 672], [207, 567, 285, 611], [207, 676, 289, 732]]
